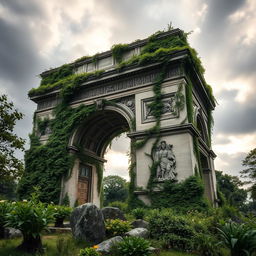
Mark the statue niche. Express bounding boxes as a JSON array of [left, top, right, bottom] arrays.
[[153, 140, 177, 181]]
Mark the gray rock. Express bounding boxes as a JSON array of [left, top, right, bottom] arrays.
[[96, 236, 123, 254], [149, 246, 160, 254], [70, 203, 105, 243], [4, 228, 22, 239], [131, 219, 149, 229], [102, 207, 126, 221], [125, 228, 149, 238]]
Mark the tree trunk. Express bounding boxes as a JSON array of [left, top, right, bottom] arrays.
[[0, 226, 5, 238], [17, 233, 43, 253], [55, 217, 64, 227]]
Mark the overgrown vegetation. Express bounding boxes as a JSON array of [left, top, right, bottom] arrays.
[[18, 103, 97, 203], [105, 219, 131, 237], [5, 198, 54, 253], [23, 28, 216, 208], [111, 44, 129, 63], [150, 176, 209, 212]]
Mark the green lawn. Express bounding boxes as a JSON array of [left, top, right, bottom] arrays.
[[0, 234, 197, 256]]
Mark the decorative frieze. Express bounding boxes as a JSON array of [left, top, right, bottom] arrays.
[[142, 93, 178, 123], [71, 66, 181, 102], [36, 66, 182, 111]]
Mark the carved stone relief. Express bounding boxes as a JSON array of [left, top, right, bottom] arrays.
[[142, 93, 178, 123], [153, 140, 177, 181], [118, 96, 135, 114]]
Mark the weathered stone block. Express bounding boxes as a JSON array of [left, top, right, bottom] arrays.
[[70, 203, 105, 243], [101, 207, 126, 221], [125, 228, 149, 238], [131, 219, 149, 229], [96, 236, 123, 254]]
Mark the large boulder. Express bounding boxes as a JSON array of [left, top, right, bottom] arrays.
[[70, 203, 105, 243], [96, 236, 123, 254], [101, 207, 126, 221], [131, 219, 149, 229], [4, 228, 22, 239], [125, 228, 149, 238]]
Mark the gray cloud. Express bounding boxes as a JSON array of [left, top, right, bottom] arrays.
[[0, 0, 255, 179], [0, 18, 42, 85], [0, 0, 43, 17], [215, 152, 247, 176], [214, 89, 256, 134]]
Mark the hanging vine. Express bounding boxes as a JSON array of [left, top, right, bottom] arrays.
[[23, 29, 215, 207]]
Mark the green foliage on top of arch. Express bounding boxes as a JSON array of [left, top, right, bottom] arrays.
[[28, 30, 215, 105], [23, 28, 216, 206]]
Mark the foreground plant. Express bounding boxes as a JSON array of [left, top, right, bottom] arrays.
[[113, 236, 151, 256], [0, 200, 12, 238], [218, 222, 256, 256], [105, 219, 131, 237], [132, 208, 146, 220], [79, 247, 101, 256], [5, 199, 54, 253], [49, 204, 72, 227]]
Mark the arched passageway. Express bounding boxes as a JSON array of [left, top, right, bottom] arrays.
[[63, 105, 133, 206]]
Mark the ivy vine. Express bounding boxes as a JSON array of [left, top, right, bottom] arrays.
[[22, 29, 215, 207]]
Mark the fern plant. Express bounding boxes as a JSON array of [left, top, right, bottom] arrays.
[[218, 222, 256, 256]]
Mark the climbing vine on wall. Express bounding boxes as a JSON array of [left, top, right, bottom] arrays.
[[23, 28, 215, 206], [18, 103, 98, 203], [111, 44, 129, 63]]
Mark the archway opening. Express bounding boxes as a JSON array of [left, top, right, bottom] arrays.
[[67, 107, 132, 207], [103, 133, 130, 207]]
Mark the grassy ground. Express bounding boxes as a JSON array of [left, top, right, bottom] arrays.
[[0, 234, 197, 256]]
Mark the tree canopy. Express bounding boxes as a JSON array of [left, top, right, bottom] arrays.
[[240, 148, 256, 201], [103, 175, 128, 206], [0, 94, 25, 182], [216, 170, 247, 208]]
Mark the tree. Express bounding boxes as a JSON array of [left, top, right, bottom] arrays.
[[240, 148, 256, 201], [0, 179, 17, 200], [0, 94, 25, 182], [103, 175, 128, 206], [216, 171, 247, 208]]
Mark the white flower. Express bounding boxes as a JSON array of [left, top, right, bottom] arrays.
[[0, 200, 6, 203], [22, 199, 27, 202]]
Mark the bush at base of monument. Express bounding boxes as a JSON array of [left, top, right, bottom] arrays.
[[5, 199, 54, 253], [49, 204, 72, 227], [105, 219, 131, 237]]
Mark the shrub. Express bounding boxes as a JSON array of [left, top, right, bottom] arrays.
[[132, 208, 146, 219], [150, 176, 209, 212], [0, 200, 12, 238], [109, 201, 128, 213], [5, 199, 54, 253], [105, 219, 131, 237], [148, 209, 194, 251], [62, 193, 70, 206], [193, 233, 221, 256], [79, 247, 101, 256], [49, 204, 72, 227], [218, 222, 256, 256], [114, 236, 151, 256]]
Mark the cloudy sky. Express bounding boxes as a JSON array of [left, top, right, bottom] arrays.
[[0, 0, 255, 180]]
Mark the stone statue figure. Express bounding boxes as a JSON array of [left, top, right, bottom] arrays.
[[153, 140, 177, 181]]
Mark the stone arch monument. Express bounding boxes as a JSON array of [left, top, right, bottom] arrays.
[[25, 29, 217, 207]]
